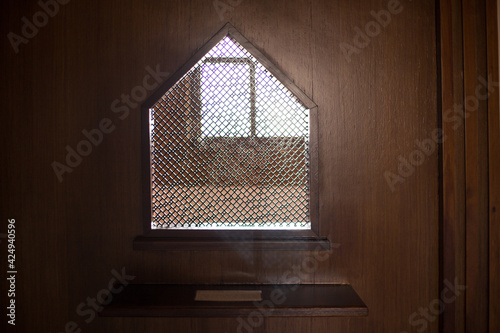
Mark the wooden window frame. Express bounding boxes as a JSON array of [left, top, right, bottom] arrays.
[[135, 23, 328, 251], [200, 57, 257, 138]]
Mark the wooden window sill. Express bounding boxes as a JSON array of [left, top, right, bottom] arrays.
[[100, 284, 368, 317], [133, 236, 331, 251]]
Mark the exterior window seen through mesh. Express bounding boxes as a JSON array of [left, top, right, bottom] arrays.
[[150, 36, 311, 229]]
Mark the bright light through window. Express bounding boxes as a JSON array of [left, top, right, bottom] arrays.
[[201, 62, 251, 137], [199, 37, 308, 138], [148, 33, 314, 230]]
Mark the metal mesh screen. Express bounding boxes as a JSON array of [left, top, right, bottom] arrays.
[[150, 36, 311, 229]]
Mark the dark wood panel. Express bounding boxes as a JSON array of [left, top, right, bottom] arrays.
[[486, 1, 500, 332], [463, 0, 490, 332], [311, 318, 350, 333], [266, 318, 312, 333], [0, 2, 37, 332], [439, 0, 466, 332], [1, 0, 441, 332], [314, 0, 439, 332]]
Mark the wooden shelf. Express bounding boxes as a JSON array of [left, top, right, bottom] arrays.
[[133, 236, 331, 251], [100, 284, 368, 317]]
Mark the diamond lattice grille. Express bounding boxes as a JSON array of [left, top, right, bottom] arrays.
[[150, 36, 310, 229]]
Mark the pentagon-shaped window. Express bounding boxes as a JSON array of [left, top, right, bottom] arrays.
[[140, 24, 320, 243]]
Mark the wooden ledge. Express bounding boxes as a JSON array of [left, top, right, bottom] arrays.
[[133, 236, 331, 251], [100, 284, 368, 317]]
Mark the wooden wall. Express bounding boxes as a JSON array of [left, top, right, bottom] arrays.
[[440, 0, 499, 332], [0, 0, 495, 332]]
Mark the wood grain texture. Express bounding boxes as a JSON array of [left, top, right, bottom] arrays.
[[1, 0, 441, 332], [463, 0, 490, 332], [440, 0, 499, 332], [439, 0, 466, 332], [0, 2, 37, 332], [486, 0, 500, 332]]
